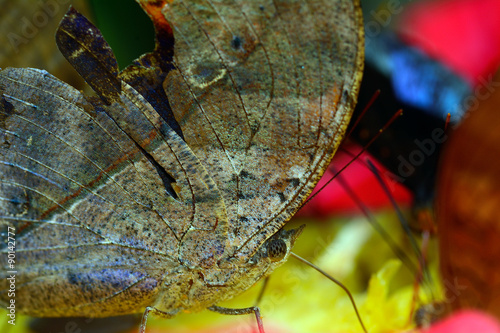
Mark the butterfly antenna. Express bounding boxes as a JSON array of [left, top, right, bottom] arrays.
[[365, 159, 436, 292], [333, 169, 418, 275], [363, 160, 437, 320], [365, 160, 420, 254], [346, 89, 381, 138], [290, 252, 368, 333], [303, 109, 403, 207]]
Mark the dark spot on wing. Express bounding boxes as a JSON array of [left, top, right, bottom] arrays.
[[199, 68, 214, 78], [0, 94, 15, 130], [2, 190, 31, 220], [239, 170, 256, 179], [288, 178, 300, 187], [342, 89, 353, 106], [68, 272, 79, 285], [237, 191, 255, 200], [9, 194, 30, 210], [231, 35, 243, 50]]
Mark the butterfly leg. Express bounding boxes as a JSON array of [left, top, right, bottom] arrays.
[[254, 276, 270, 306], [208, 305, 265, 333], [139, 306, 177, 333]]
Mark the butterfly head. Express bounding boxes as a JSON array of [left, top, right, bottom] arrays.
[[202, 224, 305, 304], [245, 225, 305, 272]]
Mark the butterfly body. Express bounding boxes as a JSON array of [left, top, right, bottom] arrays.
[[0, 0, 363, 321]]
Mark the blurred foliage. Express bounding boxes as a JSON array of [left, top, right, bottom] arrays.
[[88, 0, 155, 69], [0, 0, 91, 89]]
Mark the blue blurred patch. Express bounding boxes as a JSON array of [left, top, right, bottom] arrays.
[[366, 33, 472, 123]]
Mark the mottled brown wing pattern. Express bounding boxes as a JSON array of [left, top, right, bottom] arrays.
[[0, 66, 181, 316], [55, 7, 230, 271], [0, 63, 232, 315], [132, 0, 364, 261]]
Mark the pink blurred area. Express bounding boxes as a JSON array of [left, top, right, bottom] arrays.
[[298, 142, 413, 217], [398, 0, 500, 85], [421, 310, 500, 333]]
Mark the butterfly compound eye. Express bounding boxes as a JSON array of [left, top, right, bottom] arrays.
[[268, 239, 287, 262]]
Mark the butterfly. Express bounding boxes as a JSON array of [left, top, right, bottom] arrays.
[[436, 68, 500, 319], [0, 0, 364, 331]]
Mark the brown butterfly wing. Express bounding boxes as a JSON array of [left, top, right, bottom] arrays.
[[437, 70, 500, 316], [128, 0, 364, 260], [55, 7, 230, 270], [0, 66, 189, 316]]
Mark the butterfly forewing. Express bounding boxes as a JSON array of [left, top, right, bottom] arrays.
[[145, 0, 364, 259]]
